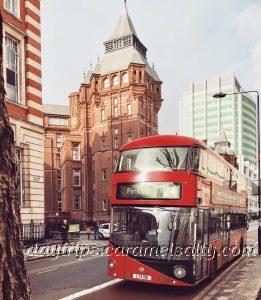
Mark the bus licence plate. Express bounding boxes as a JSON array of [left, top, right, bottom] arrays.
[[133, 274, 152, 281]]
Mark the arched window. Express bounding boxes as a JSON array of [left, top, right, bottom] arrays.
[[113, 75, 119, 86], [122, 72, 129, 84], [5, 36, 19, 102], [103, 77, 109, 88]]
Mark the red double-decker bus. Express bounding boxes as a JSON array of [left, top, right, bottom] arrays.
[[108, 135, 248, 287]]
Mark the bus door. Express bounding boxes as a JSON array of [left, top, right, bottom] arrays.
[[222, 212, 230, 265], [195, 208, 209, 280]]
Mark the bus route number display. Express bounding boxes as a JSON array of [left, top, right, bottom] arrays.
[[116, 182, 181, 200]]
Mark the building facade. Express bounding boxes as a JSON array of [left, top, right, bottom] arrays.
[[181, 74, 258, 216], [1, 0, 44, 222], [44, 6, 163, 221], [43, 105, 70, 217]]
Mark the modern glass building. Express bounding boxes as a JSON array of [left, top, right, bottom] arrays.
[[181, 74, 258, 216]]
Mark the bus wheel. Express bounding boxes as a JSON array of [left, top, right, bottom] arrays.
[[210, 254, 217, 280]]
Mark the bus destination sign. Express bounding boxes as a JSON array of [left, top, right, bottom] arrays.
[[116, 182, 181, 200]]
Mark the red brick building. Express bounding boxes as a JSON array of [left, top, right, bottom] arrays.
[[1, 0, 44, 222], [44, 6, 163, 222]]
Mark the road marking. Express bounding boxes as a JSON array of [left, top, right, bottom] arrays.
[[27, 255, 104, 275], [59, 279, 123, 300], [36, 268, 58, 275]]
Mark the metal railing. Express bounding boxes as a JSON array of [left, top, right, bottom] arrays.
[[20, 222, 45, 244]]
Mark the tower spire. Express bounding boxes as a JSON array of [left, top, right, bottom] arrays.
[[124, 0, 127, 12]]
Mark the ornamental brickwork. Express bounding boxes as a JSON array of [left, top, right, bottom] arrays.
[[44, 6, 163, 222]]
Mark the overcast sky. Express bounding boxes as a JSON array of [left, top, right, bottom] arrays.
[[41, 0, 261, 134]]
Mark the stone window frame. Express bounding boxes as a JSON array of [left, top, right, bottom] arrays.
[[103, 77, 109, 89], [73, 194, 81, 210], [122, 72, 129, 84], [56, 133, 63, 148], [73, 169, 81, 186], [72, 143, 80, 161], [114, 136, 119, 150], [101, 138, 106, 151], [4, 0, 20, 18], [112, 75, 119, 86], [3, 23, 26, 106], [101, 109, 106, 121], [127, 103, 132, 116], [102, 199, 107, 211], [113, 106, 118, 118], [101, 168, 107, 181]]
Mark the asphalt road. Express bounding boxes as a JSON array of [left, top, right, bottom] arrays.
[[26, 220, 259, 300], [26, 246, 110, 299]]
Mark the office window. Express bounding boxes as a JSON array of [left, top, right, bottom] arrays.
[[49, 117, 68, 126], [127, 104, 132, 116], [101, 139, 106, 151], [72, 143, 80, 161], [101, 109, 105, 121], [113, 98, 118, 105], [5, 36, 19, 102], [113, 75, 119, 86], [57, 177, 61, 192], [56, 153, 61, 168], [103, 77, 109, 88], [127, 135, 132, 142], [122, 72, 129, 84], [114, 137, 119, 149], [114, 127, 119, 135], [58, 198, 62, 212], [15, 148, 23, 206], [102, 168, 107, 181], [4, 0, 19, 17], [73, 195, 81, 210], [103, 199, 107, 211], [73, 169, 81, 186], [56, 134, 62, 148], [114, 106, 118, 117]]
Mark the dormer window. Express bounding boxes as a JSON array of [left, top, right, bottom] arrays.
[[103, 77, 109, 88], [113, 75, 119, 86], [122, 72, 129, 84]]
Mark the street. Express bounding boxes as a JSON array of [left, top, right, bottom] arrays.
[[26, 221, 259, 300]]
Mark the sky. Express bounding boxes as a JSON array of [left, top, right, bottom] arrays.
[[41, 0, 261, 134]]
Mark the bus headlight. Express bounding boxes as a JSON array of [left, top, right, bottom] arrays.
[[108, 259, 116, 270], [173, 266, 186, 279]]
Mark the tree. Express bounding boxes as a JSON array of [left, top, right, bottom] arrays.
[[0, 13, 31, 299]]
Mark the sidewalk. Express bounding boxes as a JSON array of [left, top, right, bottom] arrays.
[[198, 255, 261, 300], [23, 233, 109, 261]]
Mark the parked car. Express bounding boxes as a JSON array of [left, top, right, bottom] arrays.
[[97, 223, 110, 240], [97, 222, 126, 240]]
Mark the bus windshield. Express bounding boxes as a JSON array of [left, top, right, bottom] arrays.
[[110, 206, 197, 259], [116, 147, 199, 173]]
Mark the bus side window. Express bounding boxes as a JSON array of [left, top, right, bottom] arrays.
[[199, 150, 208, 175], [209, 210, 222, 240]]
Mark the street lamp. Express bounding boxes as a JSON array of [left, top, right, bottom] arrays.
[[213, 90, 261, 255]]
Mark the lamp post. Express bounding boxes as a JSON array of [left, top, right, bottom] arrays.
[[213, 90, 261, 255]]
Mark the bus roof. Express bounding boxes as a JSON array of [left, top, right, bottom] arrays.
[[120, 135, 207, 151]]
